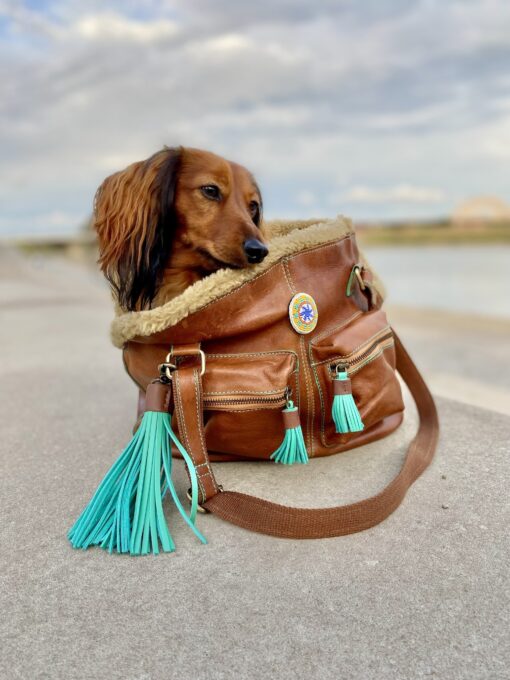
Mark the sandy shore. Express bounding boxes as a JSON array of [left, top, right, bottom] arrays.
[[385, 304, 510, 416]]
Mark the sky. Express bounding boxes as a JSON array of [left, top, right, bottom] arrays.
[[1, 0, 509, 238]]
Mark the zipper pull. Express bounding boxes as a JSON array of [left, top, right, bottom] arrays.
[[270, 389, 309, 465], [331, 364, 364, 434]]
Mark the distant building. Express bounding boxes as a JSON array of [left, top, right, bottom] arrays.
[[452, 196, 510, 227]]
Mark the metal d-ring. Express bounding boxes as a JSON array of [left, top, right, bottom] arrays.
[[346, 264, 366, 296], [354, 264, 366, 290], [166, 347, 206, 376]]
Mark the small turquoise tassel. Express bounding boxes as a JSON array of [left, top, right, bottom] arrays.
[[331, 367, 364, 434], [270, 400, 309, 465], [68, 381, 206, 555]]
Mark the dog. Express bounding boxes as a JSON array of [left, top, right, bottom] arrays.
[[93, 146, 268, 311]]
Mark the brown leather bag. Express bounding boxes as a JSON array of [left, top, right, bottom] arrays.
[[114, 217, 438, 539]]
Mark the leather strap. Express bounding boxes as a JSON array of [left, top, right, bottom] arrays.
[[172, 365, 220, 504], [172, 331, 439, 538]]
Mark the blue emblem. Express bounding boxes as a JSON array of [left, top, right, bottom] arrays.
[[299, 303, 314, 323], [288, 293, 318, 334]]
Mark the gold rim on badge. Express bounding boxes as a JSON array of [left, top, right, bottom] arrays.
[[288, 293, 318, 334]]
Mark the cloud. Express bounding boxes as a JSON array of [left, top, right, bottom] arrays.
[[296, 190, 317, 207], [72, 14, 178, 43], [340, 184, 445, 205], [0, 0, 509, 234]]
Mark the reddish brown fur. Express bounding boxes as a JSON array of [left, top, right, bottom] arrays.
[[157, 148, 266, 304], [93, 147, 267, 310], [94, 150, 170, 274]]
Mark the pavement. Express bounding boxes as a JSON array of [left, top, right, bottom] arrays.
[[1, 249, 509, 680]]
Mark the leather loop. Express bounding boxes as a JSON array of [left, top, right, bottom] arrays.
[[171, 330, 439, 538], [172, 364, 220, 504], [171, 343, 202, 357], [333, 378, 352, 395], [282, 409, 301, 429], [144, 381, 172, 413]]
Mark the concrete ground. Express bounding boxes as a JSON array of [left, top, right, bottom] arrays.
[[1, 249, 509, 680]]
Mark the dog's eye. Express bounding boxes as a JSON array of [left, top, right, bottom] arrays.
[[249, 201, 260, 224], [200, 185, 221, 201]]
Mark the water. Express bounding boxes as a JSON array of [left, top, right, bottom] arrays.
[[363, 245, 510, 319]]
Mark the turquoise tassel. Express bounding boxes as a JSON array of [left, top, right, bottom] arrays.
[[68, 382, 206, 555], [332, 368, 364, 434], [270, 400, 309, 465]]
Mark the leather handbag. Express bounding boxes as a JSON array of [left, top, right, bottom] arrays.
[[68, 217, 438, 554]]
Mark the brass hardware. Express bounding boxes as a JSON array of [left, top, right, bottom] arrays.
[[167, 347, 206, 376], [354, 265, 366, 290], [346, 263, 366, 296], [186, 489, 209, 513], [186, 485, 223, 513], [158, 361, 177, 381]]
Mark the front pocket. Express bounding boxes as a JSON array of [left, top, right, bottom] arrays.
[[202, 350, 299, 459], [310, 310, 404, 447]]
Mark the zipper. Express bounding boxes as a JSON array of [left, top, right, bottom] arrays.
[[204, 389, 288, 410], [329, 329, 394, 377]]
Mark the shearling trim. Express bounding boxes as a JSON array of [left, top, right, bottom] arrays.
[[111, 215, 367, 348]]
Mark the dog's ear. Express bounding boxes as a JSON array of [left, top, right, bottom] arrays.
[[93, 147, 182, 311]]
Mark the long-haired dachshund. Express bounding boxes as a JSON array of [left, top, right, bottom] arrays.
[[93, 146, 268, 311]]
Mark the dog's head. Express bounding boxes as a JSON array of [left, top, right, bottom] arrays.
[[94, 146, 267, 311]]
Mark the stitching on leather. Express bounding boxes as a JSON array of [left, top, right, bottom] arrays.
[[282, 257, 314, 457], [115, 234, 355, 348], [315, 339, 395, 372], [311, 327, 392, 367], [348, 342, 394, 375], [206, 350, 298, 359], [173, 371, 206, 500], [312, 343, 395, 448], [208, 406, 283, 413], [193, 368, 218, 494], [205, 370, 299, 412], [309, 342, 330, 448], [204, 351, 298, 401], [204, 388, 286, 396], [195, 469, 214, 480], [311, 310, 364, 344], [300, 335, 314, 456], [281, 259, 295, 294], [174, 235, 353, 336], [342, 325, 392, 357], [311, 358, 336, 449], [174, 238, 346, 320]]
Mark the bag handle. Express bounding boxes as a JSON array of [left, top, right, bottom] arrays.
[[171, 331, 439, 538]]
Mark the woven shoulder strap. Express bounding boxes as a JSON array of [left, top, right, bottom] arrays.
[[172, 331, 439, 538]]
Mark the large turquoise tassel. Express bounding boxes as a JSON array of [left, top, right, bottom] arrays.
[[331, 367, 364, 434], [68, 381, 206, 555], [270, 400, 309, 465]]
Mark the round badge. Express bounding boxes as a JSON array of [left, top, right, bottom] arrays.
[[289, 293, 318, 334]]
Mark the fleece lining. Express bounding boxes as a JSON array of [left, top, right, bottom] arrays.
[[110, 215, 379, 348]]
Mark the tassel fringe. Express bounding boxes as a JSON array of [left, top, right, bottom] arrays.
[[68, 410, 206, 555], [332, 369, 364, 434], [270, 401, 309, 465]]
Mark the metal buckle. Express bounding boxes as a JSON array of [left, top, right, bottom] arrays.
[[186, 489, 209, 513], [354, 265, 366, 290], [168, 347, 206, 376], [186, 485, 223, 513], [346, 264, 366, 296]]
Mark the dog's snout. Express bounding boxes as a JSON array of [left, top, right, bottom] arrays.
[[243, 238, 268, 264]]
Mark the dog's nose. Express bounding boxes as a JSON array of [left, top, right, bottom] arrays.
[[243, 238, 268, 264]]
